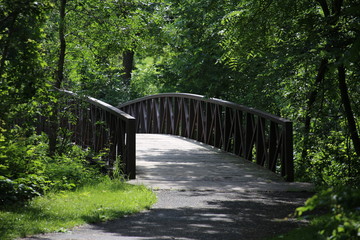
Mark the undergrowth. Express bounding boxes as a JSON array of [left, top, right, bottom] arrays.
[[270, 187, 360, 240]]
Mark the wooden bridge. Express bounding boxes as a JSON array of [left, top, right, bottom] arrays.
[[25, 91, 314, 240], [56, 91, 294, 183]]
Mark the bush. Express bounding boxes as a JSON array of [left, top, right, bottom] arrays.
[[296, 187, 360, 240], [44, 145, 105, 191], [0, 127, 107, 205], [0, 177, 41, 205]]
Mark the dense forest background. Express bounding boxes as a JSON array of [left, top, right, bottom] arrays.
[[1, 0, 360, 201]]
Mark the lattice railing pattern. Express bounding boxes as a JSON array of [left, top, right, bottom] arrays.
[[119, 93, 293, 181], [49, 90, 136, 179]]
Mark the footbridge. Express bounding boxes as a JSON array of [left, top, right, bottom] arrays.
[[56, 91, 294, 182], [119, 93, 294, 182], [28, 91, 315, 240]]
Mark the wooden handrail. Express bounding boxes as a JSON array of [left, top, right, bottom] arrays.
[[119, 93, 294, 181]]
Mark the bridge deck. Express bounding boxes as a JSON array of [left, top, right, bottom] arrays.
[[130, 134, 312, 192]]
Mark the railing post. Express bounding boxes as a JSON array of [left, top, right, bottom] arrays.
[[224, 107, 232, 152], [284, 121, 294, 181], [196, 101, 204, 142], [269, 122, 277, 172], [256, 117, 266, 166], [126, 118, 136, 179], [189, 99, 195, 139], [206, 102, 213, 145], [245, 113, 254, 160], [174, 97, 180, 135], [180, 98, 187, 137]]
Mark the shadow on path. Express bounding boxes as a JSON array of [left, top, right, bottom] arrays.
[[22, 191, 312, 240], [85, 191, 312, 240]]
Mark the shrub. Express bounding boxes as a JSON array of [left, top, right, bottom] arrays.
[[0, 177, 41, 205], [44, 145, 105, 191], [0, 127, 107, 205], [296, 187, 360, 240]]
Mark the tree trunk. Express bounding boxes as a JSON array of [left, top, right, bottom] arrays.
[[49, 0, 67, 156], [0, 13, 18, 77], [338, 65, 360, 156], [56, 0, 67, 89], [122, 50, 134, 85], [301, 59, 328, 164]]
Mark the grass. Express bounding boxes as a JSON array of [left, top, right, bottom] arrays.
[[0, 178, 157, 240]]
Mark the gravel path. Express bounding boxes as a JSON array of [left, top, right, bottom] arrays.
[[21, 134, 314, 240]]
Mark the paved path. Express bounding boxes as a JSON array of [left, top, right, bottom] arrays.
[[22, 134, 313, 240], [131, 134, 312, 192]]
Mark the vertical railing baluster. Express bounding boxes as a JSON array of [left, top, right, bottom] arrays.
[[145, 100, 151, 133], [245, 113, 254, 161], [206, 102, 213, 145], [161, 97, 166, 134], [269, 122, 278, 172], [214, 105, 222, 149], [224, 107, 232, 152], [167, 97, 174, 134], [196, 101, 203, 142], [256, 117, 266, 166], [284, 121, 294, 181], [189, 99, 195, 139], [174, 97, 180, 135], [140, 102, 146, 133], [180, 98, 187, 137]]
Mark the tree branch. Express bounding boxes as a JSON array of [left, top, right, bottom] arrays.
[[316, 0, 330, 17], [332, 0, 343, 16], [56, 0, 67, 89]]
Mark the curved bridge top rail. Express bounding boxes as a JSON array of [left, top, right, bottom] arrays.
[[119, 93, 294, 181]]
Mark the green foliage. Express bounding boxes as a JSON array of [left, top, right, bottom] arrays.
[[219, 0, 360, 186], [41, 0, 164, 105], [1, 0, 360, 210], [130, 56, 163, 98], [112, 156, 125, 180], [0, 126, 108, 204], [0, 177, 42, 205], [0, 129, 49, 180], [154, 0, 240, 99], [0, 0, 51, 113], [44, 145, 105, 191], [296, 187, 360, 240]]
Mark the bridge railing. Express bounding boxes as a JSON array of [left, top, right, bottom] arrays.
[[42, 90, 136, 179], [119, 93, 293, 181]]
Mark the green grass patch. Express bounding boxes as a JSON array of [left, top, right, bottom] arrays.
[[0, 179, 157, 240]]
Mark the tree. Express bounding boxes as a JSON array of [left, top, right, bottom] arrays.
[[220, 0, 360, 185], [138, 0, 241, 99], [0, 0, 50, 120], [42, 0, 163, 105]]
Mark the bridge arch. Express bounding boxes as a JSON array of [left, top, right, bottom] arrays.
[[118, 93, 294, 181]]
